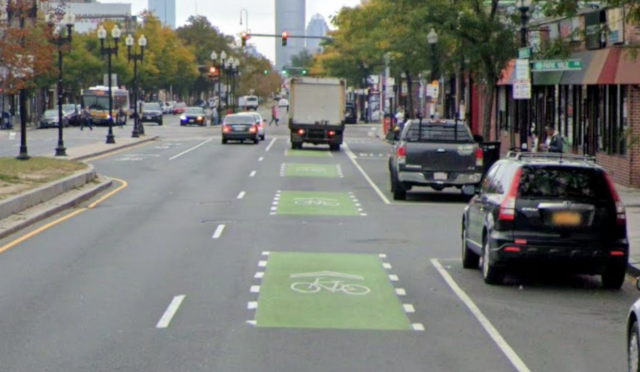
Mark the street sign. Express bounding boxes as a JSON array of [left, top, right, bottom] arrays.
[[518, 47, 531, 59], [532, 59, 583, 71], [515, 59, 530, 81], [513, 80, 531, 100], [427, 84, 439, 99]]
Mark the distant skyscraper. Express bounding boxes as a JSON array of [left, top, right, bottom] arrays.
[[275, 0, 306, 71], [148, 0, 175, 29], [305, 14, 329, 54]]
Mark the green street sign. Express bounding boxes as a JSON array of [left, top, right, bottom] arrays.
[[532, 59, 583, 71], [518, 47, 531, 59]]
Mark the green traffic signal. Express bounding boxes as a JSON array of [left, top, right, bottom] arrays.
[[282, 70, 288, 75], [264, 70, 269, 75], [302, 70, 307, 75]]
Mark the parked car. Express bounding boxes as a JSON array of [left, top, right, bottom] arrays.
[[345, 103, 357, 124], [140, 102, 163, 125], [628, 279, 640, 371], [221, 114, 259, 144], [461, 152, 628, 288], [172, 102, 187, 115], [387, 119, 484, 200], [39, 109, 69, 128], [180, 107, 209, 126], [62, 104, 80, 126]]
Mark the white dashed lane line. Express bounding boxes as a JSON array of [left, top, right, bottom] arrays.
[[156, 295, 186, 329], [237, 191, 246, 199], [380, 255, 424, 331], [265, 138, 277, 152], [212, 224, 226, 239], [250, 170, 257, 177]]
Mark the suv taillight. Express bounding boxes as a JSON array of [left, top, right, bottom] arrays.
[[475, 148, 483, 167], [396, 145, 406, 164], [498, 167, 522, 221], [604, 173, 626, 225]]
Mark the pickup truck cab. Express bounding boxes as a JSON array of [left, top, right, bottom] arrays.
[[388, 119, 484, 200]]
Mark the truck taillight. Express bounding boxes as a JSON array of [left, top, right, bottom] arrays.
[[396, 145, 406, 164], [475, 148, 483, 167], [328, 130, 335, 136], [298, 129, 305, 135], [222, 125, 231, 133], [498, 168, 522, 221], [604, 173, 626, 225]]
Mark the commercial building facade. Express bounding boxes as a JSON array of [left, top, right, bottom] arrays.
[[275, 0, 306, 71], [148, 0, 176, 30], [305, 14, 329, 54]]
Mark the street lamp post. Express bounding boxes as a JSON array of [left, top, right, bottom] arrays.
[[46, 11, 75, 157], [240, 9, 249, 32], [97, 24, 121, 144], [210, 50, 227, 119], [225, 58, 232, 111], [227, 58, 240, 112], [125, 33, 147, 138], [427, 28, 439, 119], [518, 0, 531, 150]]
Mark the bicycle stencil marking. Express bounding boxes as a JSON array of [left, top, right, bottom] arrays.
[[290, 271, 371, 295], [293, 197, 340, 207]]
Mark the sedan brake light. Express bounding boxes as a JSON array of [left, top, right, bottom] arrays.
[[249, 125, 257, 133], [222, 125, 231, 133]]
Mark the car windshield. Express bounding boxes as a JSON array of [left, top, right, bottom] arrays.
[[403, 121, 473, 143], [184, 108, 204, 115], [225, 115, 254, 124], [44, 110, 57, 117], [250, 114, 261, 121], [143, 103, 161, 111], [517, 166, 612, 200]]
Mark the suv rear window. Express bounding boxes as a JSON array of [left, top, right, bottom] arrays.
[[404, 122, 472, 143], [517, 166, 612, 200]]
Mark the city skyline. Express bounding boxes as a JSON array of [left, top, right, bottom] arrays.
[[275, 0, 306, 71], [148, 0, 176, 29]]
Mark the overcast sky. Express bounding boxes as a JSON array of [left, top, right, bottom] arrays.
[[100, 0, 362, 63]]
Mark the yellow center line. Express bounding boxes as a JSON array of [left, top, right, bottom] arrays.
[[0, 177, 128, 255]]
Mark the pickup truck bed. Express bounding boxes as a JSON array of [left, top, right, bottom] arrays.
[[388, 119, 484, 200]]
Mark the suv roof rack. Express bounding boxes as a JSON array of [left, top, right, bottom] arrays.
[[505, 151, 596, 163]]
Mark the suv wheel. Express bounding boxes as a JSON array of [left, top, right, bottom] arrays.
[[391, 172, 406, 200], [481, 238, 504, 285], [630, 321, 640, 372], [462, 224, 479, 269], [602, 263, 626, 289]]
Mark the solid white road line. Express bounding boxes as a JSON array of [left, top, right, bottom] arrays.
[[343, 144, 391, 205], [237, 191, 246, 199], [212, 224, 226, 239], [169, 138, 213, 160], [431, 259, 532, 372], [403, 304, 415, 313], [395, 288, 406, 296], [156, 295, 186, 329], [265, 138, 277, 152], [250, 170, 257, 177]]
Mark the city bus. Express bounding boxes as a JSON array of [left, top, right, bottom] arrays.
[[81, 86, 130, 126]]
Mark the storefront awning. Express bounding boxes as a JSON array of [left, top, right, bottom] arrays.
[[615, 50, 640, 84], [558, 51, 594, 85], [532, 71, 564, 85]]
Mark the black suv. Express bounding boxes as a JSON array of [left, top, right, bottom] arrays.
[[461, 152, 628, 288], [140, 102, 163, 126]]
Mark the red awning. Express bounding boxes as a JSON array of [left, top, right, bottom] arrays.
[[615, 50, 640, 84], [597, 48, 621, 85]]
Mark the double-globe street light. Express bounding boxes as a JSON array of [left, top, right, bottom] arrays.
[[210, 50, 227, 118], [427, 28, 439, 119], [125, 33, 147, 138], [225, 57, 240, 112], [45, 11, 75, 157], [97, 24, 121, 144]]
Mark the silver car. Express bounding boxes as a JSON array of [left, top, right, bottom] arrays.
[[242, 112, 266, 141]]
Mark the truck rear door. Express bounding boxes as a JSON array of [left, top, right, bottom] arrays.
[[403, 121, 479, 173]]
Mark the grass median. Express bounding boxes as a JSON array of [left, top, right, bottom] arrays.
[[0, 157, 87, 200]]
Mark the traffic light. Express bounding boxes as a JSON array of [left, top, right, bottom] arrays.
[[209, 66, 217, 75], [264, 69, 269, 75], [301, 69, 307, 75], [282, 69, 288, 75], [282, 31, 289, 46], [240, 31, 249, 47]]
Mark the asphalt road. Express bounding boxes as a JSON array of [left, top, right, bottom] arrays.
[[0, 111, 637, 371]]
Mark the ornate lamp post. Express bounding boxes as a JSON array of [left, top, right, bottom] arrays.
[[125, 33, 147, 138], [210, 50, 227, 119], [46, 11, 75, 156], [97, 24, 121, 144], [427, 28, 439, 119]]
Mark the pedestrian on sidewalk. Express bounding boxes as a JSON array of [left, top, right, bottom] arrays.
[[80, 106, 93, 131], [540, 126, 564, 153], [268, 104, 279, 126]]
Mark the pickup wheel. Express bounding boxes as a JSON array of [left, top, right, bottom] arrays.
[[391, 174, 407, 200]]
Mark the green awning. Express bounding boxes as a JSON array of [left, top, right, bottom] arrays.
[[532, 71, 564, 85]]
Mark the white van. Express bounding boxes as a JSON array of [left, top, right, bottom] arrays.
[[245, 96, 259, 111]]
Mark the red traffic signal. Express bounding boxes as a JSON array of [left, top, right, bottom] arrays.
[[209, 66, 218, 75], [241, 31, 249, 47], [282, 31, 289, 46]]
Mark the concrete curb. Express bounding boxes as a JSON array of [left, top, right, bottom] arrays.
[[0, 165, 98, 221], [71, 135, 159, 162], [0, 177, 112, 241]]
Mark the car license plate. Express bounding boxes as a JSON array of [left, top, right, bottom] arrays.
[[552, 211, 581, 226], [189, 119, 194, 122], [434, 172, 448, 180], [234, 125, 247, 131]]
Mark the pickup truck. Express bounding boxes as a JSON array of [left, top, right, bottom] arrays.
[[387, 119, 484, 200]]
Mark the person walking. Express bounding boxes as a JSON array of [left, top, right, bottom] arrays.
[[80, 106, 93, 131], [116, 106, 126, 128], [268, 104, 279, 126], [541, 125, 563, 153]]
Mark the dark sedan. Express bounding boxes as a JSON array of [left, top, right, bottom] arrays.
[[140, 102, 163, 125], [180, 107, 209, 126], [222, 114, 259, 144]]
